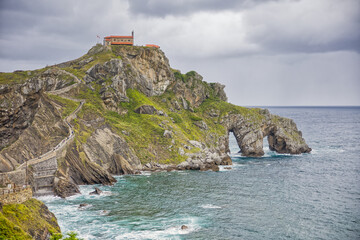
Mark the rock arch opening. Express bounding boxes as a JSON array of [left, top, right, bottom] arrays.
[[227, 128, 277, 157], [228, 131, 240, 154]]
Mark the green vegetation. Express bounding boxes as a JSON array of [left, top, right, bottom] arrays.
[[59, 44, 154, 82], [0, 212, 32, 240], [46, 94, 79, 119], [0, 68, 49, 85], [189, 114, 202, 121], [172, 69, 197, 83], [70, 83, 229, 164], [66, 61, 269, 164], [51, 231, 83, 240], [4, 45, 270, 165], [196, 98, 266, 126], [0, 66, 77, 85], [168, 112, 183, 124], [0, 199, 60, 239]]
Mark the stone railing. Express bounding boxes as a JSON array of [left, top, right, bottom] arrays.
[[0, 186, 33, 205]]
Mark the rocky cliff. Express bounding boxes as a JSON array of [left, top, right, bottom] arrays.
[[0, 198, 61, 240], [0, 44, 311, 197]]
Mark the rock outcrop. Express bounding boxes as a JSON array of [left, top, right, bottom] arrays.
[[89, 187, 102, 195], [222, 109, 311, 157], [0, 44, 311, 198], [0, 198, 61, 240], [0, 69, 76, 172], [85, 46, 174, 112], [134, 105, 158, 115], [83, 126, 141, 174], [58, 141, 116, 186], [170, 71, 227, 108]]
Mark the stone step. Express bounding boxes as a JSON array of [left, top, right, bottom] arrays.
[[34, 168, 57, 173], [37, 184, 53, 188], [34, 189, 54, 197], [35, 176, 54, 187], [34, 174, 55, 179]]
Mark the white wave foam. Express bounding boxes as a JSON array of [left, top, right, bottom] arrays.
[[77, 234, 95, 240], [219, 165, 233, 171], [308, 146, 345, 155], [64, 192, 84, 201], [36, 195, 61, 202], [98, 210, 111, 216], [201, 204, 221, 209], [115, 217, 200, 240], [116, 225, 198, 240], [101, 191, 112, 196], [139, 171, 152, 176]]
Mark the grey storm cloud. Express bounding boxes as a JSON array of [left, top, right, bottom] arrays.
[[0, 0, 359, 106], [128, 0, 277, 17], [242, 0, 360, 54]]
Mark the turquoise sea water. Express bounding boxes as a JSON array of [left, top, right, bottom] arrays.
[[40, 107, 360, 239]]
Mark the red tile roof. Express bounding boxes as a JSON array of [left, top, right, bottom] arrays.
[[111, 42, 133, 45], [145, 44, 160, 48], [104, 35, 133, 39]]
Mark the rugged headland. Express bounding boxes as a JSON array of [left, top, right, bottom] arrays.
[[0, 44, 311, 198], [0, 198, 60, 239]]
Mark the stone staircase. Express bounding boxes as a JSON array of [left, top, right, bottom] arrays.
[[3, 75, 86, 197], [31, 156, 58, 197]]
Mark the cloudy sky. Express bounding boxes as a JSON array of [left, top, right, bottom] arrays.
[[1, 0, 359, 106]]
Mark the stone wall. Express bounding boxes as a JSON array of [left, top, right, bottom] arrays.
[[0, 170, 26, 186], [0, 187, 32, 205], [31, 156, 57, 172]]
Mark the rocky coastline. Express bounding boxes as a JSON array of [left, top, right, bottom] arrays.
[[1, 44, 311, 200]]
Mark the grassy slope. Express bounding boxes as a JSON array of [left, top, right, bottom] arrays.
[[70, 84, 266, 164], [0, 68, 49, 85], [1, 45, 269, 165], [0, 199, 60, 239], [48, 45, 269, 164], [46, 94, 79, 119]]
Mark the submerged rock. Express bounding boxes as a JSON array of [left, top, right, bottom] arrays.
[[220, 155, 232, 165], [89, 187, 102, 195], [181, 225, 188, 230], [79, 203, 89, 208]]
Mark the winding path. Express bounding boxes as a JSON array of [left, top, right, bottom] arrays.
[[14, 70, 86, 196], [17, 71, 84, 170]]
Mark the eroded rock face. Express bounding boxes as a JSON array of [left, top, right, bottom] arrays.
[[0, 95, 68, 172], [222, 109, 311, 157], [267, 118, 311, 154], [134, 105, 157, 115], [0, 68, 77, 159], [59, 141, 116, 186], [83, 126, 141, 174], [85, 47, 174, 112], [176, 135, 232, 171], [170, 72, 227, 108], [54, 176, 80, 198]]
